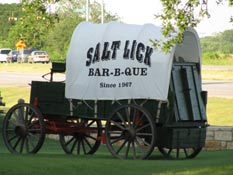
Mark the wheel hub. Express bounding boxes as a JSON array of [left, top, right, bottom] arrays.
[[123, 127, 136, 140], [15, 125, 27, 137]]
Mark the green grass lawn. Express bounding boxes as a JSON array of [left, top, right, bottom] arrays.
[[0, 131, 232, 175], [202, 57, 233, 66], [202, 69, 233, 81], [0, 140, 232, 175]]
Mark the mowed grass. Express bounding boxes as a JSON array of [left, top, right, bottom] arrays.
[[0, 144, 232, 175], [0, 150, 232, 175], [207, 98, 233, 126], [0, 133, 232, 175], [202, 69, 233, 81], [202, 56, 233, 66]]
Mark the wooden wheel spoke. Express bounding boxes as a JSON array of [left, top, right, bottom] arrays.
[[134, 138, 145, 154], [13, 137, 22, 149], [9, 120, 19, 127], [65, 136, 75, 147], [136, 123, 150, 132], [167, 149, 172, 156], [110, 135, 125, 144], [84, 134, 97, 141], [132, 108, 137, 127], [184, 148, 188, 157], [116, 139, 128, 154], [81, 140, 86, 154], [87, 120, 95, 127], [132, 141, 136, 159], [125, 140, 131, 159], [110, 120, 125, 130], [26, 115, 34, 126], [24, 107, 29, 124], [12, 111, 20, 122], [77, 140, 81, 154], [83, 137, 93, 150], [20, 137, 25, 153], [70, 139, 78, 153], [116, 112, 127, 127], [136, 136, 150, 147], [17, 107, 25, 124], [124, 108, 131, 127], [8, 135, 18, 142]]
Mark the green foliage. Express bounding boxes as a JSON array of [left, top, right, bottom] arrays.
[[45, 16, 83, 61], [202, 52, 225, 60], [44, 0, 119, 62], [157, 0, 233, 52], [155, 0, 209, 52], [2, 0, 119, 60], [201, 29, 233, 55], [0, 3, 23, 48]]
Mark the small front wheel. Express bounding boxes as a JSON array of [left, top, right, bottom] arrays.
[[2, 103, 45, 154], [59, 118, 102, 155]]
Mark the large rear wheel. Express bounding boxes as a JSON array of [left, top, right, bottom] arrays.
[[2, 103, 45, 154], [105, 104, 156, 160]]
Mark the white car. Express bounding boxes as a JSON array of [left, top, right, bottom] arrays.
[[28, 51, 50, 63], [0, 48, 12, 63]]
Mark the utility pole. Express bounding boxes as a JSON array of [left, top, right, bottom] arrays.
[[86, 0, 89, 21], [101, 0, 104, 23]]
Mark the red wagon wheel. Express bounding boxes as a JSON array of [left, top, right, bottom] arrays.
[[2, 103, 45, 154], [59, 118, 102, 155], [105, 104, 156, 160], [158, 147, 203, 159]]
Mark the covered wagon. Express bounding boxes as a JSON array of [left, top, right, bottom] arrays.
[[2, 22, 208, 160]]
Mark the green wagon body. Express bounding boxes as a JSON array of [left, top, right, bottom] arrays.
[[29, 61, 207, 151]]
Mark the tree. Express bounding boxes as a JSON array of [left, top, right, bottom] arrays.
[[156, 0, 233, 52], [0, 3, 22, 48], [44, 0, 120, 61]]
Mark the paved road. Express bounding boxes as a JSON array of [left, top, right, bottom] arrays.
[[0, 72, 65, 86], [0, 71, 232, 98], [202, 80, 233, 99]]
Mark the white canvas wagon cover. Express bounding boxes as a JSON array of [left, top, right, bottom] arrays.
[[65, 22, 200, 101]]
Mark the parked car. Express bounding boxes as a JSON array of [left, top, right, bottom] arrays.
[[28, 51, 50, 63], [17, 48, 35, 63], [7, 50, 19, 63], [0, 48, 12, 63]]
